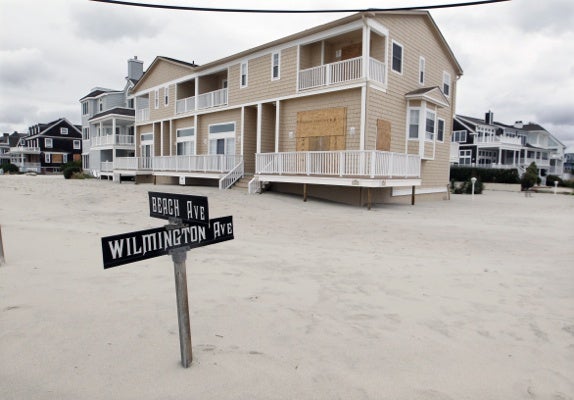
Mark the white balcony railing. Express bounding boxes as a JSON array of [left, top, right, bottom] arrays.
[[114, 154, 241, 173], [476, 135, 523, 145], [135, 108, 150, 123], [176, 96, 196, 114], [9, 146, 41, 154], [298, 57, 386, 91], [256, 151, 420, 179], [91, 135, 135, 147], [197, 89, 228, 110]]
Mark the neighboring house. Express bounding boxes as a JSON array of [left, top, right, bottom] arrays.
[[79, 57, 143, 177], [452, 112, 567, 181], [112, 11, 463, 206], [8, 118, 82, 173], [1, 132, 25, 165], [564, 153, 574, 180]]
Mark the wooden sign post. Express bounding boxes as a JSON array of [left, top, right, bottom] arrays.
[[0, 224, 5, 265], [101, 192, 234, 368]]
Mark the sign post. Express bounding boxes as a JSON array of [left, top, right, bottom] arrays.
[[101, 192, 234, 368]]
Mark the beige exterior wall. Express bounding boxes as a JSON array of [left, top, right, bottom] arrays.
[[196, 109, 242, 155], [278, 89, 362, 152], [136, 61, 193, 92], [228, 47, 298, 107]]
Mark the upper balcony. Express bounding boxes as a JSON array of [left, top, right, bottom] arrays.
[[476, 134, 524, 146], [92, 134, 135, 148], [9, 146, 41, 155], [298, 28, 387, 92], [175, 70, 228, 115]]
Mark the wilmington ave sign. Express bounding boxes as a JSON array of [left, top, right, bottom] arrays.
[[100, 191, 234, 368], [101, 216, 233, 269]]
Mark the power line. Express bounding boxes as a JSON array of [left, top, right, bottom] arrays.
[[88, 0, 511, 14]]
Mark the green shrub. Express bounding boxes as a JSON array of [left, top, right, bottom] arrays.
[[521, 162, 539, 190], [450, 166, 520, 184], [453, 179, 483, 194], [546, 175, 564, 187], [1, 163, 19, 173], [62, 160, 82, 179]]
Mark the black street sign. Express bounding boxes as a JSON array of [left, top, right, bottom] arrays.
[[102, 216, 234, 269], [148, 192, 209, 225]]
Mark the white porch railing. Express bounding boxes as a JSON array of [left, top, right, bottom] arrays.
[[524, 158, 550, 167], [100, 161, 114, 172], [219, 160, 244, 189], [114, 155, 242, 173], [197, 89, 228, 110], [16, 162, 41, 172], [256, 151, 420, 179], [92, 135, 135, 147], [135, 108, 150, 122], [176, 96, 196, 114], [298, 57, 386, 90]]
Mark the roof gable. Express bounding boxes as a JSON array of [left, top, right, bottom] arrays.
[[405, 86, 450, 108], [132, 56, 197, 92]]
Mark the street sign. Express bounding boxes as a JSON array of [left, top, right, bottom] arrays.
[[101, 216, 233, 269], [148, 191, 209, 225]]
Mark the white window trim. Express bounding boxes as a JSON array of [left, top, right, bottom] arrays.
[[45, 153, 51, 163], [391, 40, 403, 75], [176, 127, 196, 156], [443, 71, 451, 98], [208, 122, 236, 155], [45, 138, 53, 148], [407, 107, 420, 140], [437, 118, 445, 142], [425, 110, 436, 142], [164, 86, 169, 106], [271, 52, 280, 81], [419, 56, 425, 85], [61, 127, 68, 135], [73, 140, 81, 150], [240, 61, 248, 88], [82, 102, 89, 115], [154, 89, 160, 109]]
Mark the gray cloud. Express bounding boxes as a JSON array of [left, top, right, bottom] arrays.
[[512, 0, 574, 35], [0, 48, 43, 88], [69, 3, 161, 42]]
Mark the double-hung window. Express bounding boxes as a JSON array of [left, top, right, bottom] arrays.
[[425, 110, 436, 141], [60, 127, 68, 135], [392, 41, 403, 74], [419, 56, 425, 85], [452, 130, 467, 143], [459, 149, 472, 165], [73, 140, 81, 150], [82, 102, 89, 115], [408, 109, 420, 139], [437, 119, 445, 142], [271, 52, 280, 80], [164, 86, 169, 106], [240, 62, 248, 88], [154, 89, 160, 109], [443, 71, 451, 97], [45, 138, 53, 148]]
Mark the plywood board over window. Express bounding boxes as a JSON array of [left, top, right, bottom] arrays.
[[296, 107, 347, 152], [52, 154, 63, 164], [376, 119, 391, 151]]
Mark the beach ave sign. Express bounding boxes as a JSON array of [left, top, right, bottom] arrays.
[[148, 191, 209, 225], [101, 216, 233, 269], [100, 191, 234, 368]]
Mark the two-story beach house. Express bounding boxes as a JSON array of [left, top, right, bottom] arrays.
[[115, 11, 463, 206], [79, 57, 143, 177], [452, 112, 566, 181], [8, 118, 82, 173]]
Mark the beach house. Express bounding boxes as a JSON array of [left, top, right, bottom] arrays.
[[8, 118, 82, 173], [79, 57, 144, 177], [114, 11, 463, 206], [452, 112, 567, 181]]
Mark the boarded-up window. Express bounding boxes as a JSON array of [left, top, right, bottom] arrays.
[[296, 107, 347, 152], [376, 119, 391, 151], [52, 154, 63, 164]]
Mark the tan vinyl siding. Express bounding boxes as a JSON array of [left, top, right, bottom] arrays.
[[149, 85, 176, 122], [260, 103, 276, 153], [279, 89, 361, 152], [228, 47, 298, 106], [136, 61, 194, 92], [243, 107, 257, 173], [196, 109, 242, 155]]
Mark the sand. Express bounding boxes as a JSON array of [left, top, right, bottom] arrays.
[[0, 174, 573, 400]]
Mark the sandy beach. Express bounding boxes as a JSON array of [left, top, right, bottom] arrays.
[[1, 175, 573, 399]]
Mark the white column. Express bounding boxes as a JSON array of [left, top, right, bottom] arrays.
[[275, 101, 280, 153], [360, 86, 367, 151], [112, 118, 116, 143], [256, 103, 262, 154], [160, 121, 164, 156], [170, 120, 173, 156], [498, 149, 502, 164]]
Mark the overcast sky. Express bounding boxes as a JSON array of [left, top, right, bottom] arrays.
[[1, 0, 572, 150]]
